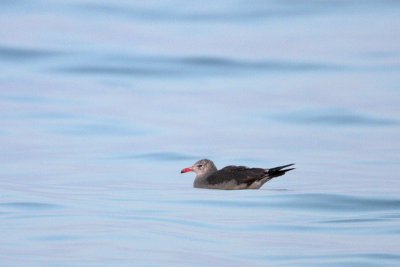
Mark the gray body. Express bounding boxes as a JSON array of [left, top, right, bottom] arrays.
[[181, 159, 295, 190]]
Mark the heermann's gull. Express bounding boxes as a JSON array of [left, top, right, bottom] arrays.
[[181, 159, 294, 190]]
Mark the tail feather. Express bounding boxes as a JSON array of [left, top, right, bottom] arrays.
[[267, 163, 295, 178]]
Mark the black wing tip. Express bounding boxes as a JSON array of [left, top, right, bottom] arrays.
[[271, 163, 295, 170], [267, 163, 296, 177], [282, 167, 295, 172], [282, 163, 295, 168]]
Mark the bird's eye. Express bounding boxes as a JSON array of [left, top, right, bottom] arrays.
[[197, 164, 203, 168]]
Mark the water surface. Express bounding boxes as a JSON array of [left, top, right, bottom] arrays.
[[1, 1, 399, 266]]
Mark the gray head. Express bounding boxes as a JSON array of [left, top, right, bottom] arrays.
[[180, 159, 218, 176]]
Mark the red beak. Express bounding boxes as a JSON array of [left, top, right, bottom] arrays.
[[180, 167, 193, 173]]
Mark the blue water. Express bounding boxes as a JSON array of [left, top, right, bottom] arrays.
[[1, 1, 400, 266]]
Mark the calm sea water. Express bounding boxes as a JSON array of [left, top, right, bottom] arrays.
[[1, 1, 400, 266]]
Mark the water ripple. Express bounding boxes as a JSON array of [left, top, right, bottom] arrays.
[[56, 56, 342, 77], [110, 152, 199, 161], [77, 3, 300, 22], [277, 193, 400, 212], [276, 109, 399, 127], [75, 2, 360, 22], [0, 46, 59, 61], [59, 65, 181, 76], [182, 193, 400, 213], [52, 121, 145, 136], [0, 202, 62, 210], [180, 56, 340, 71]]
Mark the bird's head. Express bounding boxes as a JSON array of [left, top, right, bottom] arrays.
[[181, 159, 217, 176]]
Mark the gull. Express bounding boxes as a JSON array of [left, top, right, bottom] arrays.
[[181, 159, 294, 190]]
